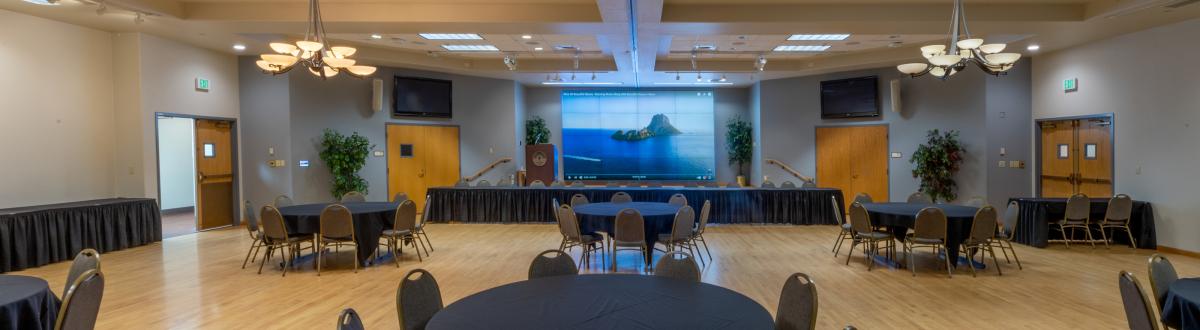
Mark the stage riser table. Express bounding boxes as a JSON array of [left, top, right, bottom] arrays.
[[1008, 198, 1156, 249], [426, 187, 844, 225], [0, 198, 161, 273]]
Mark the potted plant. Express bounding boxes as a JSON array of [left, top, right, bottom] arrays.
[[318, 129, 373, 199], [910, 129, 965, 203], [726, 117, 753, 187], [524, 117, 556, 185]]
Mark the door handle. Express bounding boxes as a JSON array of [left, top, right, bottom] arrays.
[[197, 172, 206, 181], [418, 169, 425, 178]]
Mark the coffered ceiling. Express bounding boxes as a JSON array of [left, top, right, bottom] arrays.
[[4, 0, 1199, 87]]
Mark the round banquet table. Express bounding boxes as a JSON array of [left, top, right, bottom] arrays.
[[0, 275, 61, 330], [277, 202, 399, 264], [573, 202, 683, 265], [1162, 278, 1200, 330], [426, 274, 774, 330], [861, 203, 979, 266]]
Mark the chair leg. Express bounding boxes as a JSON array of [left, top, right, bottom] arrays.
[[698, 234, 713, 260], [242, 241, 259, 269], [391, 239, 402, 267], [831, 231, 844, 253], [942, 245, 953, 278], [987, 245, 1002, 276], [906, 244, 916, 277], [1124, 226, 1137, 249], [963, 245, 977, 278], [281, 244, 290, 277], [1005, 240, 1023, 270], [997, 242, 1011, 263], [317, 243, 324, 276], [844, 239, 858, 266], [1059, 224, 1070, 248], [611, 248, 618, 272], [420, 230, 434, 251], [1084, 225, 1096, 248], [1098, 225, 1110, 249], [352, 245, 359, 273], [411, 237, 424, 262], [257, 245, 273, 274], [866, 240, 876, 271]]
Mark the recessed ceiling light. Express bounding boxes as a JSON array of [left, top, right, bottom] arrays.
[[787, 34, 850, 41], [441, 44, 500, 52], [370, 34, 383, 40], [1027, 44, 1041, 51], [22, 0, 59, 5], [534, 47, 544, 51], [521, 35, 533, 39], [773, 45, 831, 52], [420, 33, 483, 40], [232, 44, 246, 51]]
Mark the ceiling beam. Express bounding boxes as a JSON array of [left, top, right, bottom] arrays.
[[661, 4, 1087, 23], [182, 3, 602, 22]]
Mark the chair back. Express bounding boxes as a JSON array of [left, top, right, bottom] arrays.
[[55, 269, 104, 330], [551, 198, 561, 222], [761, 181, 776, 188], [474, 180, 491, 187], [614, 209, 645, 243], [668, 194, 688, 207], [1065, 193, 1091, 221], [496, 178, 514, 187], [393, 192, 409, 203], [906, 192, 932, 204], [847, 203, 874, 234], [570, 194, 589, 207], [1148, 254, 1179, 309], [606, 181, 620, 187], [611, 192, 633, 203], [780, 181, 797, 188], [550, 181, 565, 187], [963, 196, 985, 208], [244, 201, 260, 235], [775, 273, 818, 330], [528, 250, 578, 279], [669, 206, 696, 241], [1000, 201, 1020, 238], [831, 196, 845, 226], [397, 269, 444, 330], [912, 207, 948, 240], [453, 179, 468, 187], [556, 205, 583, 241], [852, 193, 873, 205], [418, 195, 433, 228], [529, 180, 546, 188], [1118, 271, 1160, 330], [273, 195, 294, 208], [394, 200, 418, 232], [696, 201, 712, 235], [570, 181, 586, 187], [654, 252, 700, 282], [967, 206, 998, 243], [260, 205, 291, 242], [320, 204, 355, 240], [65, 249, 100, 295], [1106, 194, 1134, 224], [341, 191, 367, 203], [337, 308, 365, 330]]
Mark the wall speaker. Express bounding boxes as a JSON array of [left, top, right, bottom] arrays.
[[371, 78, 384, 112], [889, 79, 901, 113]]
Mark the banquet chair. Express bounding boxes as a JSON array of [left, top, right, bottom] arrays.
[[761, 181, 776, 188], [393, 192, 409, 203], [337, 308, 365, 330], [397, 269, 444, 330], [780, 181, 797, 188], [690, 200, 714, 261], [530, 180, 547, 188], [382, 200, 424, 265], [906, 192, 932, 204], [241, 201, 266, 269], [54, 269, 104, 330], [570, 181, 586, 187], [496, 178, 514, 187], [453, 179, 469, 187], [960, 206, 1003, 277], [273, 194, 294, 207], [668, 193, 688, 206], [557, 205, 605, 268], [550, 181, 565, 187], [1055, 193, 1095, 248], [1147, 254, 1179, 318], [963, 196, 986, 208], [416, 195, 434, 252], [990, 201, 1023, 270], [1099, 194, 1136, 248], [1118, 271, 1162, 330], [341, 191, 367, 203], [65, 249, 100, 295], [570, 194, 590, 207], [612, 209, 649, 272], [474, 179, 491, 187], [904, 207, 953, 277], [318, 204, 359, 275], [258, 205, 313, 276], [830, 196, 854, 257], [611, 192, 633, 203], [844, 203, 894, 271], [654, 251, 700, 282], [657, 206, 698, 263], [774, 273, 818, 330], [852, 193, 873, 205], [528, 249, 579, 279], [552, 198, 566, 247]]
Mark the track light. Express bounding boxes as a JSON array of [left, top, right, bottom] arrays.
[[503, 55, 517, 71], [755, 55, 767, 72], [719, 74, 727, 82]]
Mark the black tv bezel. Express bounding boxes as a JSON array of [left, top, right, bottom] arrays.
[[392, 76, 453, 118], [819, 75, 880, 119]]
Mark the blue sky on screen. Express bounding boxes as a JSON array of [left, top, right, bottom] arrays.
[[561, 91, 714, 133]]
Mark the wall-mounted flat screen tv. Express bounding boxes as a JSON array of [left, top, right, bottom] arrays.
[[820, 76, 880, 119], [393, 76, 452, 118]]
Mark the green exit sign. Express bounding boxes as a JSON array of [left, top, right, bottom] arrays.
[[1063, 78, 1078, 93], [195, 78, 210, 92]]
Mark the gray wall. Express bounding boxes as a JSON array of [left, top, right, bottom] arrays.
[[985, 64, 1034, 208], [238, 56, 294, 210]]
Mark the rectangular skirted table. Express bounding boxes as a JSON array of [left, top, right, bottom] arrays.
[[426, 186, 844, 225], [1008, 197, 1156, 249], [0, 198, 161, 273]]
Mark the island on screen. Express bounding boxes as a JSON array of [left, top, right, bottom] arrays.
[[561, 90, 716, 181]]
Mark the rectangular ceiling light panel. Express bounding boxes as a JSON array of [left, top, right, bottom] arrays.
[[773, 45, 831, 52], [420, 33, 484, 40], [787, 34, 850, 41], [442, 44, 500, 51]]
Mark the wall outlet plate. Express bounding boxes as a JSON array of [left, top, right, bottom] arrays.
[[373, 151, 385, 157], [998, 161, 1007, 168], [890, 152, 902, 158], [1009, 160, 1023, 168]]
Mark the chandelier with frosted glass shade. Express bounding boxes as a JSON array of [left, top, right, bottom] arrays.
[[896, 0, 1021, 79], [256, 0, 376, 79]]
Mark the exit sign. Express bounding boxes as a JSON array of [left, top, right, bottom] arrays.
[[1063, 78, 1078, 93], [195, 78, 210, 92]]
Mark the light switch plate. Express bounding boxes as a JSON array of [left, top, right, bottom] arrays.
[[373, 151, 384, 157], [1009, 160, 1020, 168], [890, 152, 903, 158]]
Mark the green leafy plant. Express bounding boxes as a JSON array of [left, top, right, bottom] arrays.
[[319, 129, 373, 199], [525, 117, 550, 145], [725, 117, 754, 177], [910, 129, 965, 203]]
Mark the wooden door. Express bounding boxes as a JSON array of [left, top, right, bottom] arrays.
[[1039, 117, 1113, 198], [816, 127, 852, 208], [387, 124, 460, 211], [194, 119, 234, 230], [1040, 120, 1076, 197], [817, 125, 889, 209], [1077, 118, 1113, 197]]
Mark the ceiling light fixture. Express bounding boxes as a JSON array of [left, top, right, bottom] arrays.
[[232, 44, 246, 51], [896, 0, 1021, 79], [521, 35, 533, 39], [369, 34, 383, 40], [256, 0, 376, 79], [696, 72, 703, 82], [419, 33, 483, 40], [1027, 44, 1041, 51], [787, 34, 850, 41], [441, 45, 500, 52], [133, 12, 145, 24], [95, 2, 107, 15], [533, 47, 544, 51], [719, 74, 727, 82], [755, 55, 767, 72], [773, 45, 830, 52], [503, 55, 517, 71]]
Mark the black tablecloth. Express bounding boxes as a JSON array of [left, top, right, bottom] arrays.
[[426, 186, 843, 225], [1007, 198, 1156, 248], [1163, 278, 1200, 330], [575, 202, 682, 265], [277, 202, 398, 264], [0, 198, 161, 273], [863, 203, 978, 265], [427, 274, 774, 330], [0, 275, 60, 330]]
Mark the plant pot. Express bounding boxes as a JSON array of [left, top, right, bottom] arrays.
[[736, 175, 746, 187]]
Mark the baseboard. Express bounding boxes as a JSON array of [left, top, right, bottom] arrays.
[[161, 206, 194, 216], [1157, 245, 1200, 259]]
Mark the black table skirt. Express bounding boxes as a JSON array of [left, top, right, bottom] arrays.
[[1162, 278, 1200, 330], [0, 275, 60, 330], [426, 186, 844, 225], [863, 203, 978, 264], [277, 202, 398, 264], [0, 198, 161, 273], [1008, 198, 1156, 248]]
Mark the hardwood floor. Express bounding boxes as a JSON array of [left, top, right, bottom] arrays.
[[11, 223, 1198, 329]]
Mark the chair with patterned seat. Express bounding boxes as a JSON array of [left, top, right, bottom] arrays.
[[654, 251, 700, 282], [906, 192, 932, 204], [317, 204, 359, 275], [1099, 194, 1136, 248], [830, 196, 853, 257], [990, 201, 1023, 270], [774, 273, 818, 330], [557, 205, 605, 268], [65, 249, 100, 295], [960, 205, 1003, 277], [903, 207, 952, 277], [396, 269, 444, 330], [1055, 193, 1095, 248], [340, 191, 367, 203], [54, 269, 104, 330], [611, 208, 649, 272], [611, 192, 633, 203], [528, 249, 578, 279], [667, 193, 688, 207], [1118, 271, 1162, 330], [845, 202, 894, 271]]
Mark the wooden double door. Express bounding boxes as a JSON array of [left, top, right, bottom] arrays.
[[816, 125, 890, 209], [195, 119, 235, 230], [1039, 117, 1113, 198], [386, 124, 461, 212]]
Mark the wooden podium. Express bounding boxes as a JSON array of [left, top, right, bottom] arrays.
[[524, 144, 557, 186]]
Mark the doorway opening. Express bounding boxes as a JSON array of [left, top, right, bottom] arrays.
[[1036, 114, 1114, 198], [155, 114, 239, 238], [816, 124, 890, 209]]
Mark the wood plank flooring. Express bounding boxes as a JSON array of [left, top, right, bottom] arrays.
[[11, 224, 1198, 329]]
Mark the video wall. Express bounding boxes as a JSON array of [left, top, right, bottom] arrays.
[[561, 90, 716, 181]]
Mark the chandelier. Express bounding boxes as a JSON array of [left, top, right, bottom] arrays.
[[255, 0, 376, 79], [896, 0, 1021, 79]]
